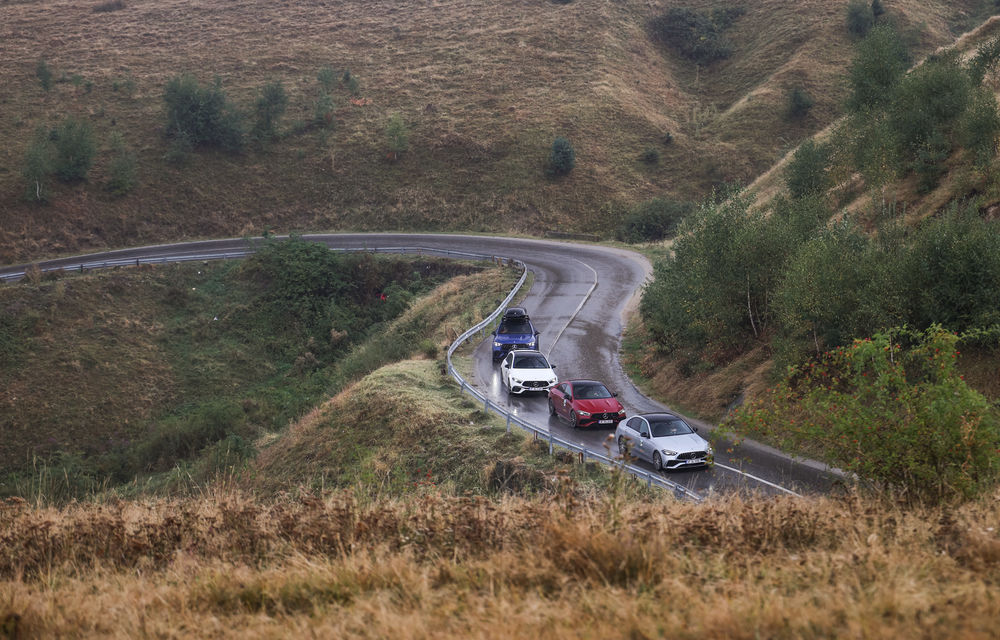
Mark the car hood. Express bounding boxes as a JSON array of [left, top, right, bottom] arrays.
[[509, 368, 556, 382], [650, 433, 708, 453], [495, 333, 534, 343], [575, 398, 623, 414]]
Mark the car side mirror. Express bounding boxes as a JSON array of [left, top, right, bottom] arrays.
[[550, 364, 556, 369], [693, 426, 699, 433], [534, 330, 540, 335], [642, 433, 650, 439], [491, 330, 496, 336], [612, 392, 619, 397], [503, 363, 509, 368]]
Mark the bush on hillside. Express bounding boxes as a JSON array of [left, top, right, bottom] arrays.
[[22, 127, 54, 202], [785, 86, 814, 120], [35, 59, 52, 91], [51, 117, 96, 182], [648, 7, 744, 65], [846, 25, 909, 113], [846, 0, 874, 38], [105, 131, 138, 196], [163, 74, 244, 151], [727, 326, 1000, 503], [785, 140, 830, 199], [385, 113, 410, 161], [547, 137, 575, 176], [640, 190, 828, 357], [616, 197, 695, 243], [252, 80, 288, 145]]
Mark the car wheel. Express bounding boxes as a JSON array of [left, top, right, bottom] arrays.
[[548, 399, 557, 416], [653, 452, 664, 472], [570, 411, 579, 429]]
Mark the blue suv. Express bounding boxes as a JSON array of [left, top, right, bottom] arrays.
[[492, 307, 540, 361]]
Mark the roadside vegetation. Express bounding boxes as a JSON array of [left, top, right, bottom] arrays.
[[0, 238, 530, 502], [2, 486, 1000, 637], [632, 23, 1000, 502]]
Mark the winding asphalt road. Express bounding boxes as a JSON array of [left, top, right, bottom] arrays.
[[1, 234, 840, 497]]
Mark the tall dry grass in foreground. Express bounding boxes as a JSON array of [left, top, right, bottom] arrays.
[[2, 488, 999, 638]]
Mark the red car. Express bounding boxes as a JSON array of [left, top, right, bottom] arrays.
[[548, 379, 626, 429]]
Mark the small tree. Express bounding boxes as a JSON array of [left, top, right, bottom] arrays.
[[22, 127, 54, 202], [317, 66, 336, 92], [314, 93, 335, 129], [846, 25, 909, 113], [35, 59, 52, 91], [785, 140, 830, 198], [547, 137, 575, 176], [870, 0, 886, 18], [385, 113, 409, 161], [52, 117, 96, 182], [106, 131, 138, 196], [785, 86, 814, 120], [252, 80, 288, 145], [846, 0, 874, 39], [163, 74, 244, 151]]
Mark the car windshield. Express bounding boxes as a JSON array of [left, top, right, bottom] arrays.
[[513, 354, 550, 369], [573, 383, 612, 399], [650, 419, 694, 438], [498, 320, 532, 335]]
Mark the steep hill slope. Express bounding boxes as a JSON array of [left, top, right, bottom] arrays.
[[0, 0, 990, 262]]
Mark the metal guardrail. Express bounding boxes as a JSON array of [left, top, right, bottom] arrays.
[[2, 240, 702, 501], [444, 261, 703, 502]]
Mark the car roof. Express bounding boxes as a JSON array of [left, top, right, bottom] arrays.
[[632, 412, 683, 421], [503, 307, 528, 317], [510, 349, 544, 357]]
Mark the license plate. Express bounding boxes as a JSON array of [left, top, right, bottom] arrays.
[[598, 419, 613, 424]]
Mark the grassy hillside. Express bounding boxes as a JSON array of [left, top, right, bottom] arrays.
[[0, 248, 530, 499], [2, 487, 999, 638], [0, 0, 992, 262]]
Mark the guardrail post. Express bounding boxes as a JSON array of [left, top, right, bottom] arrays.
[[548, 432, 553, 455], [460, 380, 466, 394], [505, 413, 511, 433], [647, 472, 653, 488], [484, 396, 489, 412]]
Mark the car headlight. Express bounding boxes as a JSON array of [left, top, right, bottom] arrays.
[[548, 379, 557, 386], [493, 341, 502, 348], [577, 410, 591, 417], [510, 377, 522, 385], [661, 449, 677, 457]]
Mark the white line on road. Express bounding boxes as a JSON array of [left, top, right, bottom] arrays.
[[714, 462, 803, 497], [544, 257, 598, 358]]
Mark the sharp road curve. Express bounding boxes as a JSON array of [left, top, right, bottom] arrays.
[[1, 234, 840, 497]]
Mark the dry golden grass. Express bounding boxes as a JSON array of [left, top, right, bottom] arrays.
[[0, 0, 988, 262], [1, 487, 999, 638]]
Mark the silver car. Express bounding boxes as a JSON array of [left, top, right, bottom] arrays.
[[616, 413, 713, 471], [499, 349, 557, 394]]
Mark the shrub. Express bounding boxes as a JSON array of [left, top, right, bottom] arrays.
[[385, 113, 409, 160], [640, 146, 660, 165], [105, 131, 138, 196], [35, 59, 52, 91], [163, 74, 244, 151], [663, 131, 673, 145], [726, 326, 1000, 503], [314, 93, 335, 128], [22, 127, 54, 202], [846, 0, 874, 38], [616, 197, 694, 243], [846, 25, 909, 113], [547, 136, 575, 176], [342, 70, 359, 94], [958, 88, 1000, 166], [93, 0, 126, 12], [648, 7, 743, 65], [252, 80, 288, 144], [317, 66, 337, 92], [870, 0, 885, 18], [785, 86, 814, 120], [784, 140, 830, 199], [51, 117, 96, 182]]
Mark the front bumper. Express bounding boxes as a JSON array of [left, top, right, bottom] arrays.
[[663, 452, 714, 469], [509, 380, 555, 394]]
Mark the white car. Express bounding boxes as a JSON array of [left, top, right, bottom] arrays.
[[616, 413, 713, 471], [499, 350, 557, 394]]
